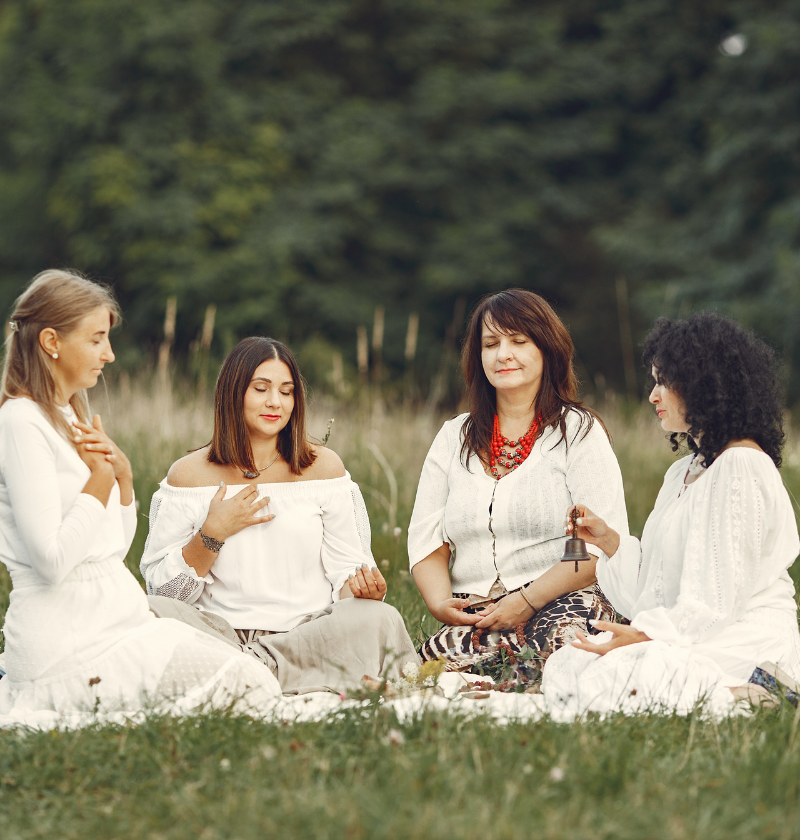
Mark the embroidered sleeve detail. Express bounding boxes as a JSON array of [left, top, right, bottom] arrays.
[[152, 572, 203, 602], [141, 494, 162, 559], [139, 486, 208, 605], [661, 470, 765, 644], [350, 485, 374, 560]]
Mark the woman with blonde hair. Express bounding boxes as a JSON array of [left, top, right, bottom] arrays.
[[0, 270, 281, 727]]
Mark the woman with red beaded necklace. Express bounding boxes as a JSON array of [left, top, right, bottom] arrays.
[[407, 289, 629, 688]]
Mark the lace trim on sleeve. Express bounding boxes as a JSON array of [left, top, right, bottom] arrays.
[[141, 492, 204, 602], [350, 485, 374, 561], [141, 494, 162, 559], [153, 572, 203, 601]]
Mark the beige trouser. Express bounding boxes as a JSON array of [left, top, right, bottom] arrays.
[[148, 595, 419, 695]]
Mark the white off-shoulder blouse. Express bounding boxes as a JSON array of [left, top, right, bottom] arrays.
[[140, 474, 374, 632], [407, 410, 629, 597]]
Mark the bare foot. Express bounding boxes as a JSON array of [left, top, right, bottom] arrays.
[[730, 683, 779, 708]]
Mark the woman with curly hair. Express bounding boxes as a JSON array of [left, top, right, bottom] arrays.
[[408, 289, 629, 687], [543, 312, 800, 715]]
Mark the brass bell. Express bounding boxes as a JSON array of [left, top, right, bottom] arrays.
[[561, 508, 590, 572]]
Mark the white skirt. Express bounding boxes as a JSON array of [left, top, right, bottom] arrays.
[[0, 558, 280, 728], [541, 606, 800, 718]]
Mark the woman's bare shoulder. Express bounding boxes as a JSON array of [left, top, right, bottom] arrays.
[[167, 447, 222, 488], [303, 445, 346, 481]]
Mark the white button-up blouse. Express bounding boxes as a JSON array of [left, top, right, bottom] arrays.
[[407, 410, 629, 597]]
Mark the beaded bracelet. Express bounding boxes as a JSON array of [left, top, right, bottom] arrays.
[[199, 529, 225, 553]]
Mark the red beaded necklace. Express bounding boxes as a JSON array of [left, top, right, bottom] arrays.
[[490, 414, 541, 479]]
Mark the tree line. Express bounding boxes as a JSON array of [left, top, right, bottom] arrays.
[[1, 0, 798, 401]]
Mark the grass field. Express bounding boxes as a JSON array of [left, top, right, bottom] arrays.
[[2, 377, 800, 840]]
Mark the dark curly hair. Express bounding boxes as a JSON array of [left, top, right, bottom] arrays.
[[642, 312, 784, 468]]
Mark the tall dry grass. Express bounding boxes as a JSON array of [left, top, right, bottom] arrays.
[[0, 376, 798, 651]]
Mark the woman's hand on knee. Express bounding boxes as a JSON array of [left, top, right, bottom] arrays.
[[570, 620, 650, 656], [347, 565, 387, 600], [431, 598, 481, 626], [203, 483, 275, 542], [474, 592, 534, 630]]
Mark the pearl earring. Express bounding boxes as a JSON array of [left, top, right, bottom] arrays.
[[52, 353, 58, 359]]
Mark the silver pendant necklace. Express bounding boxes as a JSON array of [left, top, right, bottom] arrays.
[[678, 454, 706, 498], [242, 453, 280, 480]]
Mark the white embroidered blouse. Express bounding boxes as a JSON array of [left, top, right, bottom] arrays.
[[140, 474, 374, 632], [596, 448, 800, 681], [407, 410, 629, 597]]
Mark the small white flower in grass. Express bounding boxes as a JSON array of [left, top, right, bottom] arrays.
[[522, 764, 533, 775], [261, 745, 276, 760], [402, 661, 420, 680], [549, 766, 564, 782], [219, 758, 231, 771], [385, 729, 405, 746], [393, 526, 402, 539]]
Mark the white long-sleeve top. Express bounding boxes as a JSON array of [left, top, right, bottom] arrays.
[[140, 474, 374, 632], [597, 448, 800, 682], [0, 398, 136, 588], [407, 410, 629, 596]]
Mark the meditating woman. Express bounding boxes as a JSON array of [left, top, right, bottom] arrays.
[[0, 270, 281, 727], [140, 336, 417, 694], [407, 289, 629, 686], [543, 312, 800, 714]]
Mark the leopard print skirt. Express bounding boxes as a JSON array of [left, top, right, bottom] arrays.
[[419, 582, 614, 690]]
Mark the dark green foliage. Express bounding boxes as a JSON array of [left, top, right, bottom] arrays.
[[1, 0, 800, 398]]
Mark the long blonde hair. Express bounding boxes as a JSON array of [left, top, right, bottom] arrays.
[[1, 269, 121, 442]]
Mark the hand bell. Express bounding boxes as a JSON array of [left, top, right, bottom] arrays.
[[561, 508, 591, 572]]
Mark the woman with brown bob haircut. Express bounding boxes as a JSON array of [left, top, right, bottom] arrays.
[[407, 289, 629, 688], [141, 336, 418, 694]]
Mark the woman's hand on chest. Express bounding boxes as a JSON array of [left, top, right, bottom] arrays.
[[203, 483, 275, 542]]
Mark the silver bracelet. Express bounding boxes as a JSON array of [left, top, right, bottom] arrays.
[[199, 529, 225, 553]]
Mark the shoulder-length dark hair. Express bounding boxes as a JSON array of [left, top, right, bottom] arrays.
[[642, 312, 784, 468], [460, 288, 603, 465], [206, 337, 316, 476]]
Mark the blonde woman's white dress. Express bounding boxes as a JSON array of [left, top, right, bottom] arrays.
[[0, 399, 280, 728], [542, 448, 800, 716]]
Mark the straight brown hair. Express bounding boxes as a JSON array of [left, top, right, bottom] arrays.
[[1, 269, 121, 443], [207, 337, 316, 476], [460, 288, 605, 466]]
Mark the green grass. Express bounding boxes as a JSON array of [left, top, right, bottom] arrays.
[[2, 705, 800, 839], [2, 378, 800, 839]]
